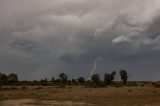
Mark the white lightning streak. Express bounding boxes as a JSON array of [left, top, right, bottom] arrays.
[[91, 60, 97, 77], [88, 60, 97, 80]]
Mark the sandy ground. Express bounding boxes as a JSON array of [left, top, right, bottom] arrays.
[[0, 86, 160, 106], [0, 99, 35, 106], [0, 99, 160, 106], [0, 99, 94, 106]]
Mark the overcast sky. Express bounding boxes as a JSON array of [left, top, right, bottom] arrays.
[[0, 0, 160, 81]]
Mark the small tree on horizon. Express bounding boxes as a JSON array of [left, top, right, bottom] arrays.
[[77, 77, 85, 84], [0, 73, 8, 84], [119, 69, 128, 85], [59, 73, 68, 84], [104, 71, 116, 85], [8, 73, 18, 84], [72, 79, 76, 83], [91, 74, 101, 87], [51, 77, 55, 83]]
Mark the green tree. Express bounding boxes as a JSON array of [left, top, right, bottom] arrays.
[[40, 78, 48, 86], [110, 71, 116, 81], [104, 73, 111, 85], [40, 78, 47, 83], [91, 74, 101, 87], [0, 72, 2, 89], [72, 79, 76, 83], [0, 73, 8, 84], [104, 71, 116, 85], [77, 77, 85, 83], [8, 73, 18, 83], [55, 79, 61, 84], [44, 78, 48, 82], [119, 70, 128, 85], [59, 73, 68, 83], [51, 77, 55, 83], [0, 72, 1, 83]]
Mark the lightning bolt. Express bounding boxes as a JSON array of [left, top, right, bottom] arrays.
[[88, 60, 97, 80], [91, 60, 97, 77]]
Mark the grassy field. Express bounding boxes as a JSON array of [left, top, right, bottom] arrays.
[[0, 86, 160, 106]]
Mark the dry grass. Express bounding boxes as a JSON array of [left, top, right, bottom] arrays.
[[0, 86, 160, 106]]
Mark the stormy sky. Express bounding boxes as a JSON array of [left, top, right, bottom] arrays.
[[0, 0, 160, 81]]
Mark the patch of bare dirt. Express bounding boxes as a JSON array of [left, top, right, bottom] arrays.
[[0, 99, 95, 106], [0, 99, 35, 106]]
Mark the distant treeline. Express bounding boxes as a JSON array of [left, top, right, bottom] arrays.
[[0, 70, 155, 88]]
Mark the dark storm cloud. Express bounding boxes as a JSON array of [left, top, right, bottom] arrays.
[[10, 39, 38, 51], [112, 12, 160, 52], [0, 0, 160, 80]]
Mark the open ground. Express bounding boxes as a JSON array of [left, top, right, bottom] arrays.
[[0, 85, 160, 106]]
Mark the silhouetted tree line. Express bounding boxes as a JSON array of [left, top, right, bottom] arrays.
[[90, 70, 128, 88], [0, 70, 129, 88]]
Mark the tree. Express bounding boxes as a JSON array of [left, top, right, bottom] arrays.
[[8, 73, 18, 83], [110, 71, 116, 81], [72, 79, 76, 83], [51, 77, 55, 83], [119, 70, 128, 85], [40, 78, 47, 83], [44, 78, 48, 82], [104, 73, 110, 85], [104, 71, 116, 85], [59, 73, 68, 83], [91, 74, 101, 87], [0, 73, 8, 84], [55, 79, 61, 84], [40, 78, 48, 86], [0, 72, 2, 88], [77, 77, 85, 83], [0, 72, 1, 83]]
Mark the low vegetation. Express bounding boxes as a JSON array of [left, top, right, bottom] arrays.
[[0, 70, 130, 88], [0, 70, 159, 89], [0, 86, 160, 106], [0, 70, 160, 106]]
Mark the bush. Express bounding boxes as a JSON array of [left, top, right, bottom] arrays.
[[35, 86, 43, 89], [104, 71, 116, 86], [91, 74, 101, 88], [119, 70, 128, 85], [0, 84, 2, 90], [21, 86, 27, 91], [10, 87, 18, 90], [128, 89, 132, 92], [77, 77, 85, 84]]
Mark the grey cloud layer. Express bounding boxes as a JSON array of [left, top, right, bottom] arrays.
[[0, 0, 160, 80]]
